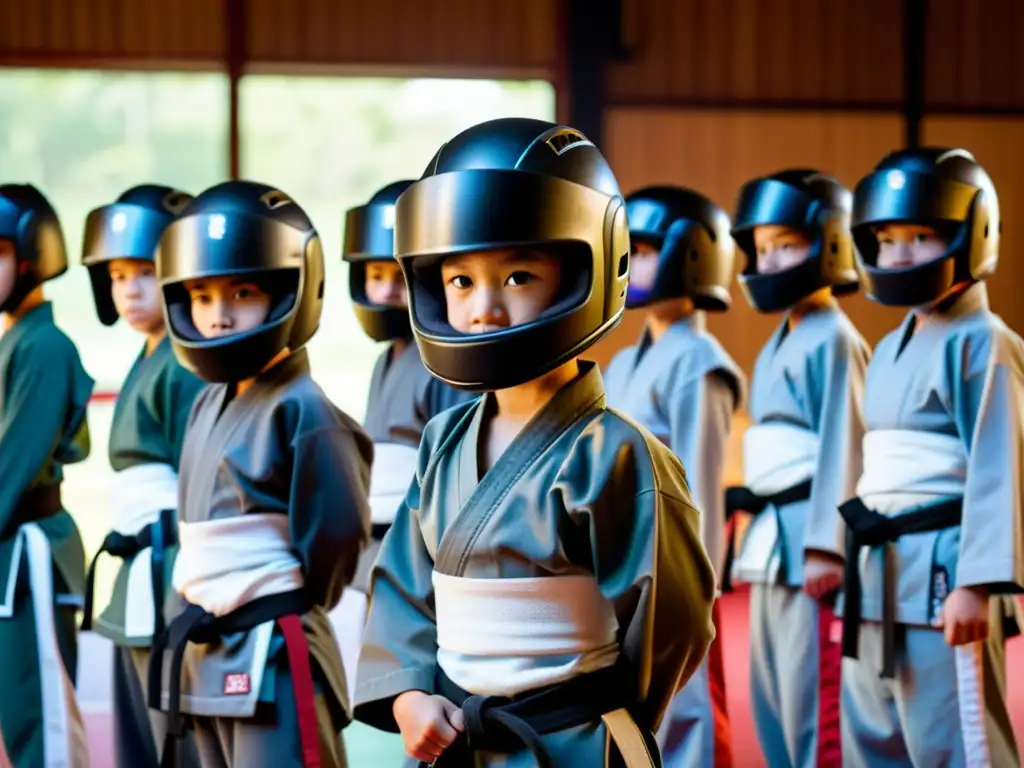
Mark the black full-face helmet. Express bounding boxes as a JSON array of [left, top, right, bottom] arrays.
[[155, 180, 325, 383], [342, 180, 414, 342], [82, 184, 194, 325], [731, 170, 858, 313], [625, 185, 734, 311], [852, 147, 999, 307], [394, 117, 630, 391], [0, 184, 67, 313]]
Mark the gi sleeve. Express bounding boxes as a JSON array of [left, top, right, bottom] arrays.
[[954, 329, 1024, 593], [666, 369, 739, 580], [353, 471, 439, 732], [289, 424, 372, 611], [0, 338, 73, 533], [587, 440, 717, 733], [804, 327, 869, 559]]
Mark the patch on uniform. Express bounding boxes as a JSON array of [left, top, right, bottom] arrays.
[[930, 564, 950, 621], [223, 673, 251, 695], [829, 618, 844, 645]]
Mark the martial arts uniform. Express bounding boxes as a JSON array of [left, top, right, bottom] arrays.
[[605, 313, 744, 767], [82, 337, 203, 766], [730, 305, 868, 766], [149, 349, 372, 768], [355, 361, 716, 766], [0, 302, 94, 767], [149, 180, 374, 768], [839, 283, 1023, 767]]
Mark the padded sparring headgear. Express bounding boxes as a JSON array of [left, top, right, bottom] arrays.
[[156, 180, 325, 383], [852, 147, 999, 307], [82, 184, 194, 326], [732, 170, 858, 313], [342, 180, 414, 342], [0, 184, 67, 314], [395, 117, 629, 391], [625, 185, 734, 311]]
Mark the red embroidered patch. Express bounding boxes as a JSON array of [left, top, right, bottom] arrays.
[[829, 618, 844, 645], [223, 673, 251, 695]]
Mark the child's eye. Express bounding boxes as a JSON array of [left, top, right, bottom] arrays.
[[506, 271, 533, 286], [191, 293, 210, 304], [449, 275, 471, 289], [914, 233, 931, 244]]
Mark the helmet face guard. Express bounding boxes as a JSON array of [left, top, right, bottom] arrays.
[[82, 202, 177, 325], [624, 189, 735, 312], [158, 208, 323, 383], [0, 187, 68, 314], [343, 200, 410, 341], [396, 168, 628, 391], [732, 176, 857, 313], [852, 168, 987, 306]]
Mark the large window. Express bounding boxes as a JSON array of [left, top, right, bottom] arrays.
[[240, 75, 557, 418], [0, 67, 230, 599]]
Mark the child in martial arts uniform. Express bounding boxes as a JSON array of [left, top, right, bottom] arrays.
[[338, 180, 475, 690], [727, 170, 869, 768], [604, 186, 744, 768], [0, 185, 94, 767], [840, 147, 1023, 767], [353, 117, 717, 768], [147, 181, 373, 768], [78, 185, 205, 767]]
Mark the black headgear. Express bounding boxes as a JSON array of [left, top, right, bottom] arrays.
[[625, 185, 734, 311], [852, 147, 999, 307], [82, 185, 194, 326], [156, 180, 325, 383], [342, 180, 414, 342], [0, 184, 67, 313], [731, 170, 858, 313], [395, 117, 629, 391]]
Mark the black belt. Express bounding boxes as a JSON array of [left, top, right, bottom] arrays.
[[148, 588, 312, 768], [425, 660, 642, 768], [371, 523, 390, 540], [81, 508, 175, 638], [838, 496, 962, 679], [721, 479, 812, 592], [0, 484, 63, 540]]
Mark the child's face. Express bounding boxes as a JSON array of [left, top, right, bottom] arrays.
[[184, 275, 272, 339], [108, 258, 163, 333], [753, 225, 813, 274], [628, 239, 660, 291], [364, 259, 407, 308], [873, 223, 948, 269], [441, 248, 562, 333], [0, 239, 16, 307]]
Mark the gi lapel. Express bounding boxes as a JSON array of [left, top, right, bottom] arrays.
[[434, 361, 606, 577]]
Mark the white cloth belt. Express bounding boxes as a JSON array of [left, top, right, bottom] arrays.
[[433, 571, 621, 698], [172, 513, 304, 618], [369, 443, 418, 525], [0, 525, 90, 767], [105, 463, 179, 640], [856, 429, 967, 515], [742, 422, 819, 496], [732, 422, 819, 584]]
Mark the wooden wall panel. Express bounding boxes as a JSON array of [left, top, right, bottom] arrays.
[[922, 118, 1024, 335], [607, 0, 902, 105], [246, 0, 558, 72], [592, 108, 906, 374], [925, 0, 1024, 110], [0, 0, 224, 63]]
